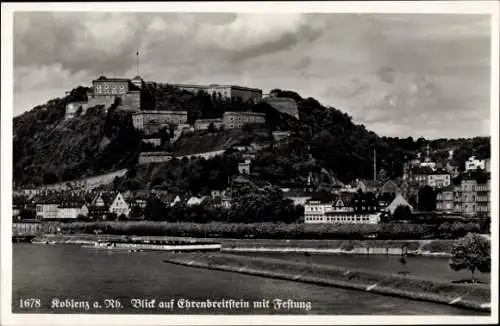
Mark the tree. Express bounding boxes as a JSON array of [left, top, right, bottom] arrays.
[[207, 123, 217, 133], [129, 205, 143, 220], [144, 196, 167, 221], [19, 209, 36, 220], [393, 205, 412, 221], [76, 214, 87, 221], [418, 185, 436, 211], [449, 233, 490, 283]]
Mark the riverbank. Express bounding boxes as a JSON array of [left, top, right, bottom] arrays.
[[39, 221, 474, 240], [163, 253, 491, 312], [32, 234, 458, 256]]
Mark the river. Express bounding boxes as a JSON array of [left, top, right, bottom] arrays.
[[12, 244, 486, 315], [229, 251, 490, 283]]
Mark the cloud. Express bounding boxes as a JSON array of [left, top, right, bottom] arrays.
[[12, 12, 491, 138]]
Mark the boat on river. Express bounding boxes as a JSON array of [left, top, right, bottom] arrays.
[[82, 238, 221, 252]]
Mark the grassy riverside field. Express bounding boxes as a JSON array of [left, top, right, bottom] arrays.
[[162, 253, 491, 312]]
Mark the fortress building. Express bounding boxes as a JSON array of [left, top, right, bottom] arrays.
[[87, 76, 142, 111], [132, 110, 188, 135], [222, 111, 266, 129], [65, 75, 143, 120], [169, 83, 263, 104], [263, 95, 299, 119]]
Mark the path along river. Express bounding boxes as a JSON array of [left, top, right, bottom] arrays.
[[12, 244, 487, 315]]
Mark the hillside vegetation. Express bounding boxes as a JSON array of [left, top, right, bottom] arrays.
[[13, 84, 490, 189], [13, 87, 142, 187]]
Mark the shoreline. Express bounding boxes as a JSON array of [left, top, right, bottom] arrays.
[[162, 253, 491, 313], [29, 234, 455, 257]]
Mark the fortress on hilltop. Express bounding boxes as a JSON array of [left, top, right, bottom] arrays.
[[64, 73, 299, 123]]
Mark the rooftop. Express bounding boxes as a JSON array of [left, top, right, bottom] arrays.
[[223, 111, 265, 117]]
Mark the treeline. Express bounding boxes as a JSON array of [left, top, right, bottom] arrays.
[[135, 184, 303, 224], [45, 220, 479, 240]]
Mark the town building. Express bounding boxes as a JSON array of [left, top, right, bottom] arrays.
[[282, 188, 313, 207], [238, 160, 251, 175], [187, 196, 206, 206], [436, 186, 455, 213], [109, 192, 131, 217], [427, 170, 451, 188], [263, 96, 299, 119], [380, 180, 401, 195], [194, 119, 223, 131], [12, 220, 41, 236], [304, 192, 380, 224], [57, 202, 88, 219], [142, 138, 162, 147], [34, 196, 59, 220], [222, 111, 266, 129], [384, 194, 413, 216], [465, 156, 487, 171]]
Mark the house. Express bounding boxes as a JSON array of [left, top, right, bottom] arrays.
[[57, 201, 89, 219], [385, 194, 413, 215], [436, 186, 455, 213], [108, 192, 131, 217], [34, 195, 59, 220], [211, 190, 226, 199], [304, 191, 380, 225], [427, 169, 451, 189], [221, 195, 232, 209], [282, 188, 312, 207], [88, 191, 115, 220], [380, 180, 401, 195], [452, 175, 490, 217], [377, 192, 396, 210], [351, 179, 379, 193], [303, 191, 336, 223], [170, 195, 182, 207], [238, 160, 251, 175], [465, 156, 486, 171], [187, 196, 204, 206]]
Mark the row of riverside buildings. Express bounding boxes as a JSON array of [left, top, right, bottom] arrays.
[[401, 149, 491, 217], [284, 173, 411, 225], [13, 189, 235, 221]]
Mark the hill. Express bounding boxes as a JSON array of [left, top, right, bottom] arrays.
[[13, 88, 142, 187], [13, 84, 490, 190]]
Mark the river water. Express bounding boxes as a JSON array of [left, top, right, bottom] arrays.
[[229, 252, 490, 283], [12, 244, 486, 315]]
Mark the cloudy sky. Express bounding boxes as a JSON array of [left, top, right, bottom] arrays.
[[13, 12, 491, 138]]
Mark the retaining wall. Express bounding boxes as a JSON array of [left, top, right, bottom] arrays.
[[163, 253, 490, 312]]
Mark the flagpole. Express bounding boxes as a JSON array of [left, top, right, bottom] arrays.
[[136, 50, 139, 76]]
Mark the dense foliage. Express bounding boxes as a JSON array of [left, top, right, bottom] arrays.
[[449, 233, 490, 282], [13, 87, 142, 187]]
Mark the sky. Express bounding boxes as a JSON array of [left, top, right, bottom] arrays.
[[13, 12, 491, 138]]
